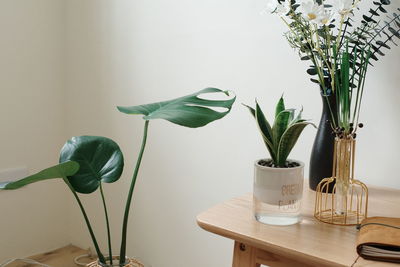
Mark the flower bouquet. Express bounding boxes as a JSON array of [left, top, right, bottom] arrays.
[[265, 0, 399, 189]]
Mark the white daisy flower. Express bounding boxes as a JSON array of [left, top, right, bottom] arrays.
[[265, 0, 291, 17], [301, 0, 324, 22], [333, 0, 355, 17], [318, 9, 334, 26], [275, 1, 291, 17]]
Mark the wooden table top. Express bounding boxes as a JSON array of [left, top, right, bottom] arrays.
[[197, 185, 400, 267], [6, 245, 94, 267]]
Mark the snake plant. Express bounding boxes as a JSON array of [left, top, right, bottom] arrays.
[[244, 96, 314, 168]]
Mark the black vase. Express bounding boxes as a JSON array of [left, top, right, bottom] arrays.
[[309, 92, 337, 191]]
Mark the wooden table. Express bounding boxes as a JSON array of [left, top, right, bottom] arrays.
[[6, 245, 94, 267], [197, 185, 400, 267]]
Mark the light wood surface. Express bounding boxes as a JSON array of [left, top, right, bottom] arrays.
[[6, 245, 95, 267], [197, 185, 400, 267]]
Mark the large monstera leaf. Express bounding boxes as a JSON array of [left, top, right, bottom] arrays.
[[117, 88, 236, 128], [59, 136, 124, 194], [0, 161, 79, 190]]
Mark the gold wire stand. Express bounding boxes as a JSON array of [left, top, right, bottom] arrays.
[[314, 137, 369, 226]]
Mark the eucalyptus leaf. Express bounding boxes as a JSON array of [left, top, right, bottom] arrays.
[[307, 68, 318, 75], [376, 40, 390, 49], [59, 136, 124, 194], [369, 8, 379, 16], [379, 6, 387, 13], [0, 161, 79, 190], [117, 88, 235, 128], [389, 27, 400, 38]]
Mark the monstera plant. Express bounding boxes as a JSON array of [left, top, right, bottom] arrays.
[[0, 88, 235, 266], [116, 87, 235, 265], [0, 136, 124, 265]]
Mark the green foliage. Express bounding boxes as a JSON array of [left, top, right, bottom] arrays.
[[350, 4, 400, 63], [245, 96, 314, 167], [281, 1, 399, 135], [0, 161, 79, 190], [334, 44, 371, 137], [117, 88, 235, 264], [117, 87, 236, 128], [59, 136, 124, 194], [0, 88, 235, 266], [283, 0, 400, 122], [0, 136, 123, 264]]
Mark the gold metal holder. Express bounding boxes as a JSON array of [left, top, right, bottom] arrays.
[[314, 137, 369, 226]]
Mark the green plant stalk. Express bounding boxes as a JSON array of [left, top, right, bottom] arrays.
[[355, 50, 371, 128], [63, 177, 106, 263], [341, 51, 350, 131], [100, 183, 113, 265], [349, 46, 358, 114], [352, 47, 364, 125], [324, 43, 339, 129], [119, 120, 150, 265]]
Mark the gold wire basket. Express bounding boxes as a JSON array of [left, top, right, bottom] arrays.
[[314, 137, 368, 226]]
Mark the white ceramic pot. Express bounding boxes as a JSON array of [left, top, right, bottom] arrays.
[[253, 159, 304, 225]]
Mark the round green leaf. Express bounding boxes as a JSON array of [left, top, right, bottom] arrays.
[[59, 136, 124, 194]]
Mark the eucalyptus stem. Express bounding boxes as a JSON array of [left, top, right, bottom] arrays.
[[63, 177, 106, 263], [100, 183, 113, 265], [119, 120, 150, 265]]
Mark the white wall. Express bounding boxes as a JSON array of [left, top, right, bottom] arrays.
[[0, 0, 69, 261], [0, 0, 398, 266], [64, 1, 399, 267]]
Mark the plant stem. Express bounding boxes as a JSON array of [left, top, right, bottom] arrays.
[[63, 177, 106, 263], [100, 183, 113, 265], [119, 120, 150, 265]]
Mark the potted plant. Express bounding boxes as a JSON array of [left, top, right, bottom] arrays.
[[244, 96, 314, 225], [0, 88, 235, 266], [263, 0, 400, 190]]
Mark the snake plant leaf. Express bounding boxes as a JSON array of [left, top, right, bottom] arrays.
[[117, 88, 236, 128], [243, 103, 255, 117], [0, 161, 79, 190], [272, 109, 294, 150], [277, 122, 315, 166], [255, 102, 276, 160], [275, 96, 285, 118], [59, 136, 124, 194], [243, 102, 276, 161]]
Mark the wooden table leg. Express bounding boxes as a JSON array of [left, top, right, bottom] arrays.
[[232, 241, 260, 267]]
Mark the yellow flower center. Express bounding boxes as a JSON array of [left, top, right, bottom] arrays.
[[308, 13, 316, 20]]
